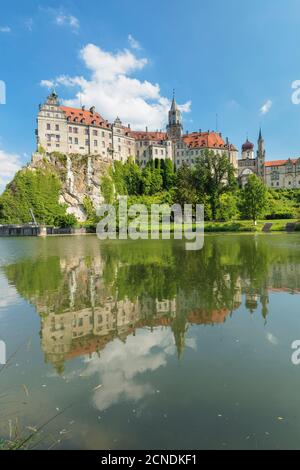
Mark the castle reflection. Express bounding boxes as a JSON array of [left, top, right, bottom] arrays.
[[3, 235, 300, 373]]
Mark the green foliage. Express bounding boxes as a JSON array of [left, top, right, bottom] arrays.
[[216, 193, 239, 221], [0, 168, 70, 225], [54, 213, 77, 228], [101, 175, 114, 204], [174, 164, 198, 206], [240, 174, 268, 223], [162, 159, 176, 190], [194, 149, 237, 220], [83, 196, 96, 221], [264, 189, 298, 219], [37, 145, 46, 155]]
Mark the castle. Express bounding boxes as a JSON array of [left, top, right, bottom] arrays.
[[36, 92, 300, 189], [238, 132, 300, 189], [35, 91, 238, 170]]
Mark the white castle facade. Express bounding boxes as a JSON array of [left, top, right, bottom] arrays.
[[35, 92, 238, 169], [35, 92, 300, 189]]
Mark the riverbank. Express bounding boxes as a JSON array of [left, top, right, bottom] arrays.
[[204, 219, 300, 232]]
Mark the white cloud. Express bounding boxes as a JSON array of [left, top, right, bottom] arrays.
[[266, 332, 279, 346], [0, 149, 22, 194], [83, 328, 175, 411], [55, 13, 80, 31], [128, 34, 141, 50], [260, 99, 272, 115], [0, 275, 20, 310], [43, 43, 191, 130], [0, 27, 11, 33], [40, 7, 80, 32], [40, 79, 55, 89]]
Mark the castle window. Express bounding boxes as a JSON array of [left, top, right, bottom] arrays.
[[93, 130, 98, 136], [85, 128, 89, 135], [94, 140, 98, 146], [47, 123, 51, 130], [69, 137, 72, 143], [85, 140, 89, 146], [102, 141, 105, 147], [55, 135, 60, 142], [74, 138, 78, 145], [73, 127, 78, 134], [102, 131, 105, 137], [69, 126, 72, 133], [55, 124, 59, 131]]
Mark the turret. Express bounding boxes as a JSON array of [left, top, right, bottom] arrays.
[[166, 91, 183, 141]]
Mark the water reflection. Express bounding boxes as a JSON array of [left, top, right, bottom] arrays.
[[3, 235, 300, 376]]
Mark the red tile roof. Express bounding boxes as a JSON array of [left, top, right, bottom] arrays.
[[265, 159, 299, 167], [60, 106, 110, 128], [129, 130, 168, 141], [182, 132, 237, 151]]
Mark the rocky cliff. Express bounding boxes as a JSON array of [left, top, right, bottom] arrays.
[[31, 152, 112, 221]]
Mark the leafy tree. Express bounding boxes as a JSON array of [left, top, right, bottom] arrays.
[[194, 150, 236, 220], [174, 163, 198, 206], [0, 169, 70, 225], [217, 193, 239, 221], [101, 175, 114, 203], [54, 213, 77, 228], [240, 174, 268, 224], [162, 158, 176, 190], [123, 159, 142, 195], [141, 164, 163, 195]]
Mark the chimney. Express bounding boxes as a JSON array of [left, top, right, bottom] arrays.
[[199, 129, 202, 133], [146, 126, 148, 132], [90, 106, 95, 114], [128, 124, 131, 129], [82, 105, 85, 111], [226, 137, 229, 145], [208, 130, 210, 134], [186, 130, 189, 134], [219, 132, 222, 138]]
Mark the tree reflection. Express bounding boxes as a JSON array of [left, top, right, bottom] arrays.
[[3, 235, 300, 371]]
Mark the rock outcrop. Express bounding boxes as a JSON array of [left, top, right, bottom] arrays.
[[31, 152, 111, 221]]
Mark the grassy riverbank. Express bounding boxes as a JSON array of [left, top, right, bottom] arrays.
[[204, 219, 300, 232], [80, 218, 300, 234]]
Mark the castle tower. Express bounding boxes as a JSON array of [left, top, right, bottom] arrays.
[[256, 128, 266, 179], [241, 138, 254, 160], [166, 92, 183, 141]]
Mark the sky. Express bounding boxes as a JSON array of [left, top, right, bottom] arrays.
[[1, 0, 300, 191]]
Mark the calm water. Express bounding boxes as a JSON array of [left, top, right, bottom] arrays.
[[1, 234, 300, 449]]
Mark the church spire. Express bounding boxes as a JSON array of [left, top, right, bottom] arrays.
[[166, 91, 182, 140], [258, 127, 262, 141]]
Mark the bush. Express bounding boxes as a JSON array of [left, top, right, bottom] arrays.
[[54, 213, 77, 228]]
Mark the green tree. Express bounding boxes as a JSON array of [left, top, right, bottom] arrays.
[[241, 174, 268, 224], [0, 168, 70, 225], [174, 163, 198, 206], [217, 193, 239, 221], [194, 150, 236, 220], [162, 158, 176, 190], [123, 159, 142, 195]]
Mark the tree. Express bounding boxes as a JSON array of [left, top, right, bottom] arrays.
[[217, 193, 239, 221], [162, 158, 176, 190], [123, 159, 142, 195], [174, 163, 198, 206], [194, 150, 236, 220], [240, 174, 268, 224]]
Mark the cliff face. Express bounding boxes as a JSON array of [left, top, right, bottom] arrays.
[[31, 153, 111, 221]]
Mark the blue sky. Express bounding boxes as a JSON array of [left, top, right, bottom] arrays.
[[1, 0, 300, 190]]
